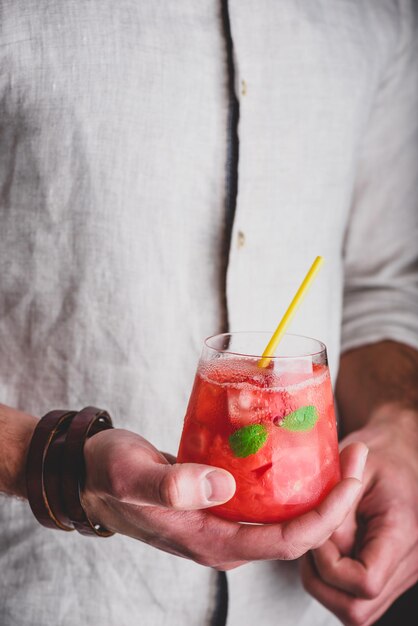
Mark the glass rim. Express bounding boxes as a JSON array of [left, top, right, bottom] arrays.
[[204, 331, 326, 359]]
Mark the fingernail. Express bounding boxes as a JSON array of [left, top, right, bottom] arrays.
[[203, 470, 236, 504]]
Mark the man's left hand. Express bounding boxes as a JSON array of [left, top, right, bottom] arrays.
[[301, 409, 418, 626]]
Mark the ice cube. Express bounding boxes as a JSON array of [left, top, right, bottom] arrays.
[[227, 386, 291, 427], [227, 386, 269, 426], [271, 446, 322, 504]]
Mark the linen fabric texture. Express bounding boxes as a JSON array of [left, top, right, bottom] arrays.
[[0, 1, 417, 625]]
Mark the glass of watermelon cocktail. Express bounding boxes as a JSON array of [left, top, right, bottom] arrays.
[[177, 332, 341, 524]]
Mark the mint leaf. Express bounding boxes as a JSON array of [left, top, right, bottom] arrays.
[[279, 406, 319, 432], [229, 424, 268, 458]]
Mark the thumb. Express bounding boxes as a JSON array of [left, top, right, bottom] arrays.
[[154, 463, 236, 510], [86, 429, 236, 510], [106, 453, 237, 510]]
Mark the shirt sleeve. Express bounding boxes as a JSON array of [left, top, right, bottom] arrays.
[[341, 0, 418, 354]]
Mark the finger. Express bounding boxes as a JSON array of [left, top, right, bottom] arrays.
[[300, 553, 360, 623], [301, 551, 371, 626], [329, 509, 359, 556], [352, 514, 410, 595], [278, 443, 368, 555], [330, 440, 369, 556], [339, 441, 369, 481], [232, 474, 362, 561], [158, 463, 236, 510], [229, 442, 367, 561], [326, 441, 368, 557], [357, 569, 418, 626], [281, 475, 362, 556], [301, 549, 418, 626], [312, 538, 394, 599], [312, 540, 377, 598], [110, 459, 236, 510], [95, 430, 237, 510], [160, 451, 177, 464], [312, 514, 411, 599]]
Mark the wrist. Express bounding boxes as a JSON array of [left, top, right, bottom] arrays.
[[0, 404, 38, 498], [80, 434, 101, 517], [24, 406, 114, 536], [347, 404, 418, 472], [368, 403, 418, 439]]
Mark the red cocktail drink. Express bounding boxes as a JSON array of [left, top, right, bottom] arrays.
[[178, 333, 341, 523]]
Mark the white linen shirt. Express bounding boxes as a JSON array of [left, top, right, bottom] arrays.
[[0, 1, 417, 625]]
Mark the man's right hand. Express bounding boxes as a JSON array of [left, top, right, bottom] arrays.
[[82, 428, 368, 570]]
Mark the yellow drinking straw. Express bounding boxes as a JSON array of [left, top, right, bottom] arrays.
[[258, 256, 324, 368]]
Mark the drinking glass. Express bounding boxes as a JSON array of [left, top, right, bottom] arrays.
[[177, 332, 341, 523]]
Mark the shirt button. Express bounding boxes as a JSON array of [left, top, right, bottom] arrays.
[[237, 231, 246, 248]]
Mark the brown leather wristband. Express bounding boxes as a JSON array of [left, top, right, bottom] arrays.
[[26, 410, 77, 531], [44, 428, 74, 530], [62, 406, 114, 537]]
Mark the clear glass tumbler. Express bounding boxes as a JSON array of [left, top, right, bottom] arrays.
[[177, 332, 341, 523]]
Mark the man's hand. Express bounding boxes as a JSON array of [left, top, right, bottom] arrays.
[[301, 409, 418, 626], [82, 428, 367, 570]]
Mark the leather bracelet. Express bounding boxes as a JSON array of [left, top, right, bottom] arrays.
[[62, 406, 114, 537], [26, 410, 77, 531], [44, 428, 74, 531]]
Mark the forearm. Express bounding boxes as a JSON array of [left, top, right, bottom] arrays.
[[0, 403, 38, 498], [336, 340, 418, 437]]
